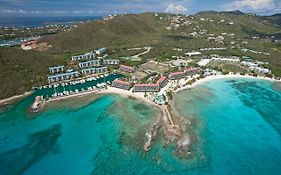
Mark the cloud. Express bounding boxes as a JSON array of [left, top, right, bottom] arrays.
[[222, 0, 275, 12], [165, 3, 188, 14]]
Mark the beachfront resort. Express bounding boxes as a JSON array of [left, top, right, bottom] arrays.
[[28, 45, 281, 138]]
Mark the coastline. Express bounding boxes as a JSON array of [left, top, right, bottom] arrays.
[[175, 74, 280, 93], [0, 91, 33, 106], [1, 74, 279, 108]]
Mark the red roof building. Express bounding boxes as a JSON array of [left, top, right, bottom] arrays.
[[119, 65, 135, 73], [169, 72, 186, 80], [184, 67, 199, 76], [133, 84, 160, 92], [156, 76, 168, 88], [112, 79, 133, 90]]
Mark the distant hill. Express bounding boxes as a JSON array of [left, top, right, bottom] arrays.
[[222, 10, 245, 15], [40, 11, 280, 53], [40, 13, 165, 53]]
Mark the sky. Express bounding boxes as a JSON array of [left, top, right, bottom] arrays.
[[0, 0, 280, 16]]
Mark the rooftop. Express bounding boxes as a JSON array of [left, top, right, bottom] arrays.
[[185, 67, 198, 72], [49, 66, 64, 70], [134, 84, 159, 87], [48, 71, 79, 78], [169, 72, 185, 76], [113, 79, 131, 85], [120, 64, 134, 69], [156, 76, 167, 84]]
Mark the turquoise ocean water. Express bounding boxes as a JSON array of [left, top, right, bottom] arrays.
[[0, 78, 281, 175]]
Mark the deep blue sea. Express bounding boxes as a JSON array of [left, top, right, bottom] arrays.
[[0, 78, 281, 175], [0, 16, 102, 28]]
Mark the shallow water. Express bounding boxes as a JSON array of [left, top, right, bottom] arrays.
[[175, 78, 281, 175], [0, 78, 281, 175]]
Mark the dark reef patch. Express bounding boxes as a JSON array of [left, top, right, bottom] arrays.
[[132, 103, 151, 117], [0, 124, 62, 175]]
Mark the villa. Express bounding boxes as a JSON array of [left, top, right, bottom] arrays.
[[81, 67, 108, 75], [156, 76, 168, 88], [49, 66, 64, 74], [47, 71, 80, 83], [119, 65, 135, 73], [133, 84, 160, 92], [96, 48, 107, 55], [79, 60, 101, 68], [169, 72, 186, 80], [71, 51, 96, 61], [112, 79, 133, 90], [103, 59, 120, 65]]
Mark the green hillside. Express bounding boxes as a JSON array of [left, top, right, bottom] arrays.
[[0, 12, 281, 99]]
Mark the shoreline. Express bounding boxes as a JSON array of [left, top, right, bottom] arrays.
[[175, 74, 280, 93], [1, 74, 279, 107], [0, 91, 33, 106]]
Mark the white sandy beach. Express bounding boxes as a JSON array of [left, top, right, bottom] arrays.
[[176, 74, 280, 93], [97, 87, 158, 107]]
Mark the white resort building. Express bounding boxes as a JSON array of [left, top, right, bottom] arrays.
[[48, 71, 80, 83], [79, 60, 101, 68], [96, 48, 107, 55], [71, 51, 96, 61], [103, 59, 120, 65], [49, 66, 64, 74], [81, 67, 108, 75]]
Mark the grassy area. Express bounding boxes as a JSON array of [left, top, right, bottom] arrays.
[[221, 64, 249, 74], [0, 47, 67, 99]]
